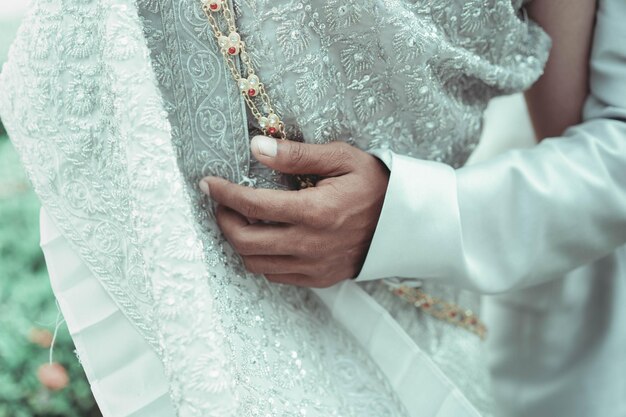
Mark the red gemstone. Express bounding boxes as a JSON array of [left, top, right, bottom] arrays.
[[449, 311, 457, 318], [248, 88, 256, 96], [209, 3, 218, 10], [228, 46, 237, 55], [469, 318, 477, 325], [268, 127, 277, 135], [422, 302, 431, 309]]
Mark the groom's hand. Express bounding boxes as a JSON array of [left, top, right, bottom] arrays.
[[200, 136, 389, 288]]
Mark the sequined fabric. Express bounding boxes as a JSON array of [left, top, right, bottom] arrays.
[[0, 0, 549, 415]]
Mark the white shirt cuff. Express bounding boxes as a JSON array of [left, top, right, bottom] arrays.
[[355, 149, 465, 282]]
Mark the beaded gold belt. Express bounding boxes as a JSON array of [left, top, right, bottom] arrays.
[[200, 0, 487, 339], [385, 282, 487, 339]]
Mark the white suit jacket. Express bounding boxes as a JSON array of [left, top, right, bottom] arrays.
[[357, 0, 626, 415]]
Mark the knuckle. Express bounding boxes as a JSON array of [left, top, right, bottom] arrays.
[[230, 229, 251, 254], [291, 240, 307, 257], [238, 242, 255, 256], [290, 192, 311, 224], [290, 233, 314, 257], [308, 211, 330, 229], [334, 141, 352, 156], [293, 243, 309, 258], [306, 238, 327, 258], [228, 234, 243, 253], [307, 210, 326, 228], [307, 200, 336, 229], [330, 142, 353, 167], [302, 261, 321, 277], [320, 263, 335, 278], [288, 142, 308, 166], [240, 198, 260, 219], [293, 208, 308, 226]]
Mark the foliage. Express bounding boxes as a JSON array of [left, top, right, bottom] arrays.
[[0, 137, 101, 417]]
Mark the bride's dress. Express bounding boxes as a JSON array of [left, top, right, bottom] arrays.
[[0, 0, 549, 416]]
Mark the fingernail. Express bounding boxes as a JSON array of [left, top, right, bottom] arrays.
[[252, 135, 277, 158], [199, 179, 210, 196]]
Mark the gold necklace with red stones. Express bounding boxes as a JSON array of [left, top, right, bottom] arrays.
[[387, 282, 487, 339], [203, 0, 283, 136], [201, 0, 486, 339], [202, 0, 317, 189], [202, 0, 318, 188]]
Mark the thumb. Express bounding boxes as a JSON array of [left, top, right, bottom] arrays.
[[251, 135, 356, 177]]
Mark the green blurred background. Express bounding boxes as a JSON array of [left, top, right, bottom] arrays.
[[0, 7, 101, 417]]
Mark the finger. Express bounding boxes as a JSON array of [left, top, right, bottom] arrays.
[[204, 177, 310, 224], [264, 273, 336, 288], [215, 205, 303, 255], [215, 203, 248, 230], [251, 136, 357, 177], [241, 255, 314, 275]]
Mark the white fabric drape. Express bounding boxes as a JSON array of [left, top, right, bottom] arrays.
[[40, 209, 177, 417]]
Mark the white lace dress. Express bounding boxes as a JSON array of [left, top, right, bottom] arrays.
[[0, 0, 549, 416]]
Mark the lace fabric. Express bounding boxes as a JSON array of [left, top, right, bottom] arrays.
[[0, 0, 549, 415]]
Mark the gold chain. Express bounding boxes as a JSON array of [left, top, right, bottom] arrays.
[[202, 0, 286, 139], [387, 283, 487, 339], [202, 0, 317, 189]]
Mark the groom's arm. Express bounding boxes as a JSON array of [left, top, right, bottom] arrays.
[[356, 0, 626, 293]]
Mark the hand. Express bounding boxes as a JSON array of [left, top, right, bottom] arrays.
[[200, 136, 389, 288]]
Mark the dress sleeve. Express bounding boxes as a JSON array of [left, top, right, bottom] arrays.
[[356, 0, 626, 294]]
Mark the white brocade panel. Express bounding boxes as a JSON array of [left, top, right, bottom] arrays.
[[40, 209, 177, 417]]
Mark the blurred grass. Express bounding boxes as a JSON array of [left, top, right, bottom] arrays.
[[0, 134, 101, 416]]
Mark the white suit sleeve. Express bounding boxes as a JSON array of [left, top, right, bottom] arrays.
[[356, 0, 626, 294]]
